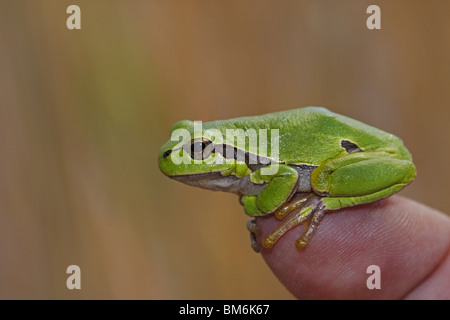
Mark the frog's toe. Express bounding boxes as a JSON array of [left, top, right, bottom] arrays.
[[246, 218, 259, 234], [274, 194, 313, 220], [246, 218, 261, 253], [295, 208, 325, 249], [250, 232, 261, 252], [295, 239, 308, 249]]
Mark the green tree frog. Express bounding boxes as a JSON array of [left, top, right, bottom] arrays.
[[158, 107, 416, 252]]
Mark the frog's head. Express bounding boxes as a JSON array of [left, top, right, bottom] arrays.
[[158, 120, 235, 189]]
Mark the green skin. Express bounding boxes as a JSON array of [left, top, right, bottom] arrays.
[[158, 107, 416, 251]]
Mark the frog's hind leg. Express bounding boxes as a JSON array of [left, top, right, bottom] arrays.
[[274, 194, 313, 220], [263, 195, 326, 249], [295, 208, 325, 249]]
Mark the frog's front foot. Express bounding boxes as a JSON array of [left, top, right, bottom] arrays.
[[263, 194, 326, 250], [240, 195, 262, 216], [246, 218, 261, 252]]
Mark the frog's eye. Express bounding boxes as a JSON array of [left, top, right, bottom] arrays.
[[187, 138, 213, 160]]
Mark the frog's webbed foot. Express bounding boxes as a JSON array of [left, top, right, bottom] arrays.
[[246, 219, 261, 252], [263, 194, 326, 249]]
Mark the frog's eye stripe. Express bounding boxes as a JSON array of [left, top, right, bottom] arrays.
[[219, 144, 278, 170], [341, 140, 363, 154], [163, 144, 186, 159], [162, 149, 172, 159], [169, 138, 278, 167]]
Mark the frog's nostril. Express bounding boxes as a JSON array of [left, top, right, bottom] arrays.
[[163, 149, 172, 159]]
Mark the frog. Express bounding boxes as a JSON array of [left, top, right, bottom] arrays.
[[158, 107, 416, 252]]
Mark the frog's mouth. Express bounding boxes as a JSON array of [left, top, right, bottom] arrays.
[[170, 172, 265, 196], [170, 172, 238, 190]]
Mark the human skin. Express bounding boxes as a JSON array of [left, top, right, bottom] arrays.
[[256, 196, 450, 299]]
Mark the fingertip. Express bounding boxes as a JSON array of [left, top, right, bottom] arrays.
[[255, 196, 450, 299]]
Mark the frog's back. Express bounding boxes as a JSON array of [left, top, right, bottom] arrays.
[[204, 107, 411, 166]]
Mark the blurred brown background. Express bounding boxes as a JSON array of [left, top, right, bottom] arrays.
[[0, 0, 449, 299]]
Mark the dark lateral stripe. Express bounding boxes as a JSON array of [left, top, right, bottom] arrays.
[[289, 164, 318, 171], [217, 144, 278, 169], [165, 142, 279, 171]]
